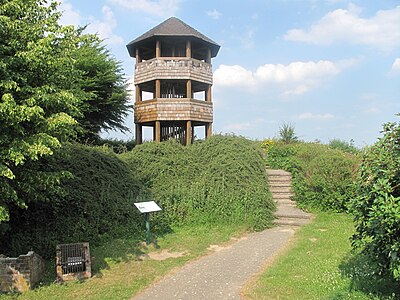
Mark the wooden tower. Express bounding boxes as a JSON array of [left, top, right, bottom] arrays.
[[126, 17, 220, 145]]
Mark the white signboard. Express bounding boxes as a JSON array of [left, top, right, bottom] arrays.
[[134, 201, 162, 213]]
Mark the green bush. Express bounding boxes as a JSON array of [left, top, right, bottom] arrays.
[[266, 142, 359, 212], [328, 138, 359, 155], [0, 143, 143, 257], [121, 135, 275, 230], [350, 119, 400, 280], [0, 135, 276, 258]]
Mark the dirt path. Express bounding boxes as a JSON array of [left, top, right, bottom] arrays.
[[132, 169, 312, 300]]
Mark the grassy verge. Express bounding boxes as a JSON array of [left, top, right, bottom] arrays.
[[243, 212, 399, 299], [0, 222, 247, 300]]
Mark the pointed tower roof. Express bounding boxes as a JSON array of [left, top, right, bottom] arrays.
[[127, 17, 220, 58]]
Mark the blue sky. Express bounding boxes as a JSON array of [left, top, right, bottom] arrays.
[[59, 0, 400, 147]]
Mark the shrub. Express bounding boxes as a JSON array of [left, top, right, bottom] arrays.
[[266, 142, 359, 212], [0, 143, 143, 257], [121, 135, 275, 230], [328, 138, 359, 155], [350, 119, 400, 280], [278, 123, 298, 144]]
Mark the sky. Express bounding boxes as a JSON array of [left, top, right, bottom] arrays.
[[58, 0, 400, 147]]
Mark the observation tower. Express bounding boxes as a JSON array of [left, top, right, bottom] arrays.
[[127, 17, 220, 145]]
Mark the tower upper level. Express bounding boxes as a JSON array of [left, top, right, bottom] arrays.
[[127, 17, 220, 86]]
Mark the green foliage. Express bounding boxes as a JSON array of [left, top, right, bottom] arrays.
[[0, 0, 80, 222], [0, 143, 143, 257], [350, 118, 400, 280], [261, 138, 277, 152], [74, 35, 131, 141], [328, 138, 359, 155], [266, 142, 359, 212], [245, 212, 400, 299], [121, 135, 275, 230], [0, 0, 130, 222], [278, 123, 298, 144], [1, 135, 275, 258]]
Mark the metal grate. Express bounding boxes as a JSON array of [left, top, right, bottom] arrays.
[[56, 242, 91, 282]]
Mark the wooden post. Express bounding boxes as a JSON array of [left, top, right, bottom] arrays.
[[135, 48, 141, 63], [156, 40, 161, 58], [155, 121, 161, 142], [135, 124, 142, 145], [186, 40, 191, 58], [156, 79, 161, 98], [206, 48, 211, 63], [206, 85, 212, 102], [135, 84, 142, 102], [186, 121, 192, 145], [186, 80, 192, 98], [206, 123, 212, 139]]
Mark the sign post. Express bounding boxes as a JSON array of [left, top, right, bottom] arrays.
[[134, 201, 162, 245]]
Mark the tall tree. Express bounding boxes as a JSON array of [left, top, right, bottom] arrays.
[[0, 0, 130, 222], [73, 34, 131, 141]]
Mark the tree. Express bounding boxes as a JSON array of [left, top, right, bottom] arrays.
[[350, 115, 400, 280], [0, 0, 130, 222], [73, 34, 131, 141], [278, 123, 298, 144]]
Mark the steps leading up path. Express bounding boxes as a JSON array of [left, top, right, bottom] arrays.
[[132, 169, 312, 300], [266, 169, 313, 226]]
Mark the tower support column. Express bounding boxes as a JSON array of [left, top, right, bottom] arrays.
[[155, 121, 161, 142], [206, 123, 212, 139], [186, 80, 192, 98], [186, 121, 192, 145], [135, 124, 142, 145]]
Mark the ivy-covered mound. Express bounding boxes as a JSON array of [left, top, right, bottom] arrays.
[[0, 135, 275, 258], [0, 143, 143, 258], [265, 141, 359, 212], [350, 119, 400, 280], [121, 135, 275, 230]]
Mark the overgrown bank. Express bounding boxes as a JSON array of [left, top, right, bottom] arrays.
[[264, 141, 360, 212], [0, 135, 275, 259]]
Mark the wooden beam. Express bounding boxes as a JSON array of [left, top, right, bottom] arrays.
[[206, 85, 212, 102], [155, 121, 161, 142], [206, 48, 211, 63], [206, 123, 212, 139], [135, 84, 142, 102], [156, 40, 161, 58], [186, 80, 192, 98], [156, 79, 161, 98], [186, 40, 191, 58], [186, 120, 192, 145], [135, 124, 142, 145], [135, 48, 141, 63]]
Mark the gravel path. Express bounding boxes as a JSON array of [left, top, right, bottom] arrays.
[[132, 226, 295, 300], [132, 169, 311, 300]]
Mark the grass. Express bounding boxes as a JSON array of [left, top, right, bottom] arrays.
[[0, 222, 247, 300], [243, 212, 400, 300]]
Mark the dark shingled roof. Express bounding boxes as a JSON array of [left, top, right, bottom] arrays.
[[127, 17, 220, 58]]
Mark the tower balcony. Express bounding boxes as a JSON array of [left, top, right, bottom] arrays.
[[134, 98, 213, 124], [135, 58, 213, 85]]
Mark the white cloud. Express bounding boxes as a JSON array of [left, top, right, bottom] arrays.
[[59, 0, 82, 26], [297, 112, 335, 120], [284, 5, 400, 51], [214, 65, 256, 88], [223, 118, 266, 131], [255, 60, 340, 83], [392, 58, 400, 72], [110, 0, 181, 17], [58, 2, 123, 45], [214, 59, 354, 96], [86, 6, 123, 45], [207, 9, 222, 20]]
